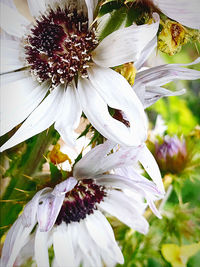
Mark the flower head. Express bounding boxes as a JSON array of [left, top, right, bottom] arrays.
[[1, 141, 164, 267], [0, 0, 160, 151], [155, 136, 187, 174]]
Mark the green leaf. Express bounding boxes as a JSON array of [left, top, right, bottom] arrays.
[[99, 6, 127, 40]]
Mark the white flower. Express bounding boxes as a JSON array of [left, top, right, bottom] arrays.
[[0, 0, 160, 152], [1, 141, 164, 267], [133, 38, 200, 108]]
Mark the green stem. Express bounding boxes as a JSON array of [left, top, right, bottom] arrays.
[[0, 126, 59, 238]]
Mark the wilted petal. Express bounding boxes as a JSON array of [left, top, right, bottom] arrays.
[[37, 193, 65, 232], [92, 13, 159, 67], [135, 58, 200, 87], [22, 187, 51, 227], [52, 177, 77, 196], [154, 0, 200, 29], [142, 86, 186, 108], [74, 141, 142, 178], [0, 3, 29, 37]]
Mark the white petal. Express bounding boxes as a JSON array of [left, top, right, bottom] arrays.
[[0, 3, 29, 37], [78, 76, 146, 147], [0, 71, 27, 87], [52, 177, 77, 196], [99, 191, 149, 234], [92, 13, 159, 67], [22, 187, 51, 227], [0, 78, 48, 136], [73, 141, 144, 179], [0, 39, 24, 74], [142, 86, 186, 108], [73, 140, 114, 178], [85, 0, 98, 26], [88, 66, 147, 145], [154, 0, 200, 29], [37, 194, 65, 232], [35, 229, 50, 267], [1, 0, 16, 9], [147, 198, 162, 219], [27, 0, 46, 17], [1, 216, 34, 267], [55, 85, 82, 146], [135, 58, 200, 87], [138, 145, 165, 194], [77, 221, 102, 266], [134, 36, 157, 70], [95, 174, 161, 197], [85, 211, 124, 264], [53, 223, 76, 267], [0, 86, 64, 152], [15, 235, 35, 267]]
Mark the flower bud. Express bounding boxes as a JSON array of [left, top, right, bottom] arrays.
[[155, 136, 187, 174]]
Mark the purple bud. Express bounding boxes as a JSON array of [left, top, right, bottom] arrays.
[[155, 136, 187, 174]]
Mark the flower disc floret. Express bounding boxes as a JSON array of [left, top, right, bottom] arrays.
[[55, 179, 106, 225], [24, 7, 98, 87]]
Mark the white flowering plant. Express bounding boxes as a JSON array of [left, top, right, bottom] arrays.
[[0, 0, 200, 266]]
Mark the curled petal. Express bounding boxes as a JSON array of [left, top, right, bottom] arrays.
[[73, 141, 143, 179], [22, 188, 51, 227], [52, 177, 77, 196], [37, 193, 65, 232], [135, 58, 200, 87]]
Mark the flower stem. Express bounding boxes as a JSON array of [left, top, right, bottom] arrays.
[[0, 126, 59, 238]]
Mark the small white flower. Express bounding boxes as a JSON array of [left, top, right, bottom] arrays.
[[133, 38, 200, 108], [1, 141, 164, 267], [0, 0, 160, 151]]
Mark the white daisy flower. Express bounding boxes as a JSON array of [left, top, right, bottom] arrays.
[[133, 38, 200, 108], [1, 140, 164, 267], [0, 0, 160, 152], [136, 0, 200, 29]]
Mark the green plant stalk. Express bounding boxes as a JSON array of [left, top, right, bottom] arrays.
[[0, 126, 59, 238]]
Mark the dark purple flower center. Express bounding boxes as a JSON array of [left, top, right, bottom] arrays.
[[55, 179, 106, 225], [24, 7, 98, 87]]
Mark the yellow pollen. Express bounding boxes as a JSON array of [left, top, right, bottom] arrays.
[[115, 62, 137, 86]]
